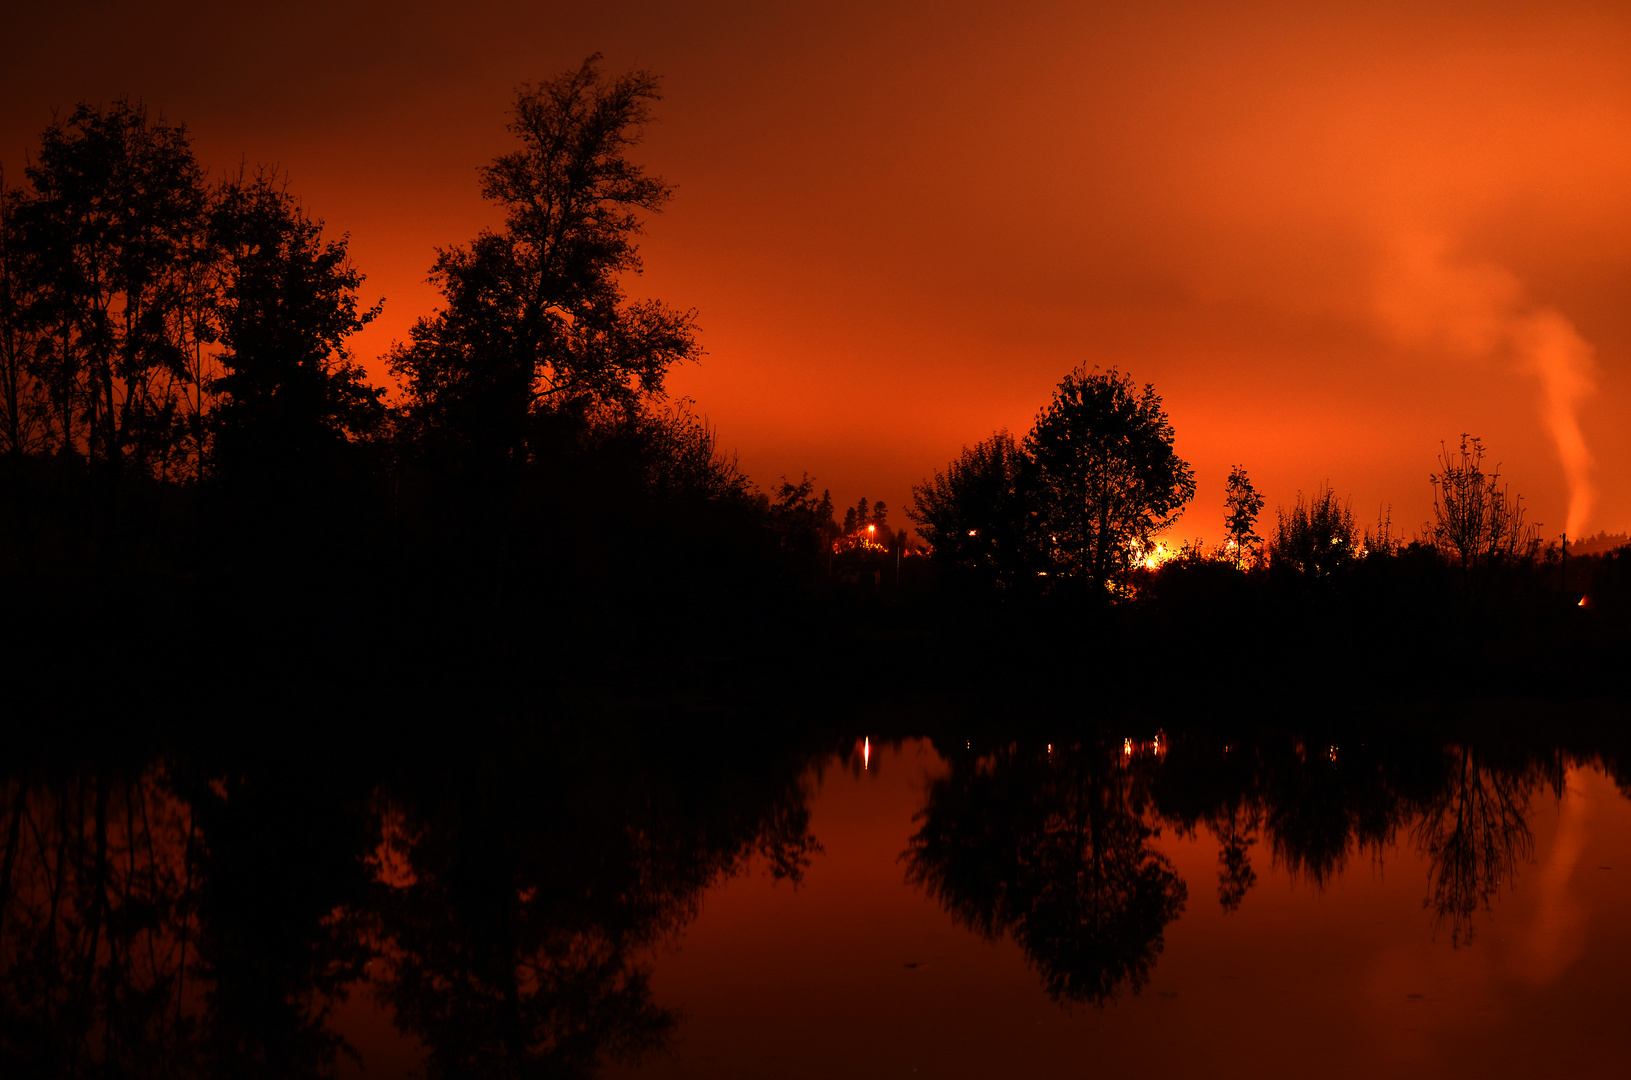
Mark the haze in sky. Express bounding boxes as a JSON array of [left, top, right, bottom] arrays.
[[6, 0, 1627, 541]]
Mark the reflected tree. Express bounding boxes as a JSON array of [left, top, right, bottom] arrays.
[[0, 767, 201, 1078], [1208, 800, 1260, 914], [1259, 737, 1402, 890], [0, 759, 383, 1080], [905, 742, 1186, 1006], [1412, 746, 1535, 946], [370, 724, 820, 1078]]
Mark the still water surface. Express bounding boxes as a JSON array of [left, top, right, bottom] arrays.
[[6, 721, 1629, 1077], [591, 739, 1631, 1079], [324, 734, 1631, 1079]]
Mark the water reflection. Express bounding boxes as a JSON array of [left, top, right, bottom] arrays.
[[902, 719, 1628, 1008], [1412, 745, 1541, 946], [904, 739, 1187, 1006], [369, 726, 820, 1078], [3, 713, 1629, 1075], [0, 762, 374, 1078], [0, 724, 823, 1078]]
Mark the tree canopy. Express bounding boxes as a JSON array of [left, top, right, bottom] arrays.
[[1026, 367, 1195, 588], [390, 55, 701, 471]]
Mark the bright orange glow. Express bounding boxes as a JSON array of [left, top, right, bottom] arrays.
[[863, 736, 870, 771], [11, 5, 1628, 538]]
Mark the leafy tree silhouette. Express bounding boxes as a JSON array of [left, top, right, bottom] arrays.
[[15, 100, 208, 477], [208, 171, 384, 491], [0, 170, 50, 459], [908, 429, 1038, 588], [1025, 368, 1194, 591], [390, 55, 700, 472], [1223, 464, 1264, 569], [1269, 485, 1358, 580], [1428, 435, 1537, 595]]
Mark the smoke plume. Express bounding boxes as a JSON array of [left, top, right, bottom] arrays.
[[1375, 236, 1597, 537]]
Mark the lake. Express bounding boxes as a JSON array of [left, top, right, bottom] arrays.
[[5, 712, 1629, 1077]]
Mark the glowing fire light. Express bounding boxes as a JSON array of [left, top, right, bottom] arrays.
[[1136, 540, 1178, 570], [863, 736, 870, 770], [1124, 738, 1133, 757]]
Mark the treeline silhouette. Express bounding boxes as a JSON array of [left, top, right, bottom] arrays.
[[2, 58, 1626, 725], [0, 62, 846, 718], [906, 375, 1629, 708]]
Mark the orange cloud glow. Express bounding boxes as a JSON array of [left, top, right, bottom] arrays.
[[5, 1, 1628, 541]]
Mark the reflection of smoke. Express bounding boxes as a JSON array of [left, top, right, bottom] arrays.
[[1527, 766, 1588, 983], [1376, 236, 1596, 536]]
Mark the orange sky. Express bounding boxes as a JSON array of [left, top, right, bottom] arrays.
[[5, 1, 1629, 542]]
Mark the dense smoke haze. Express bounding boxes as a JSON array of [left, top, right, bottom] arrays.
[[5, 0, 1626, 540]]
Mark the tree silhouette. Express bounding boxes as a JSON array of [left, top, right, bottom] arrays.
[[1269, 485, 1358, 580], [1025, 368, 1194, 590], [0, 170, 50, 459], [1429, 435, 1537, 591], [390, 55, 700, 471], [1223, 465, 1264, 569], [15, 100, 209, 477], [908, 430, 1038, 587], [208, 171, 384, 490]]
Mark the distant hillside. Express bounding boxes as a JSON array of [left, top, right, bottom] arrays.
[[1568, 531, 1630, 556]]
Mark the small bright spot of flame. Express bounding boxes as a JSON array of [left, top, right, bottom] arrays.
[[967, 529, 977, 537], [1124, 738, 1133, 757], [1328, 745, 1338, 762], [1047, 743, 1052, 753], [1138, 540, 1178, 570], [863, 736, 870, 770], [1578, 596, 1589, 608]]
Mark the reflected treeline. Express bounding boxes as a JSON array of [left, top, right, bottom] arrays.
[[907, 712, 1625, 1006], [904, 738, 1186, 1006], [0, 767, 205, 1078], [370, 723, 821, 1078], [1, 720, 826, 1078], [5, 711, 1626, 1073]]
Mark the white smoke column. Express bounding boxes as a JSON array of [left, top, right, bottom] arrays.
[[1513, 310, 1595, 537], [1375, 236, 1597, 537]]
